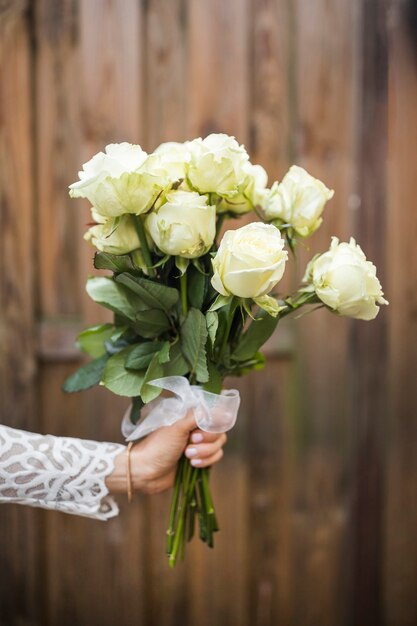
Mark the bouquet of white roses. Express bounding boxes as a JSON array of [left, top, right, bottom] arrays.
[[64, 134, 387, 567]]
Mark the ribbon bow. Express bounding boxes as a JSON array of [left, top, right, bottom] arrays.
[[121, 376, 240, 442]]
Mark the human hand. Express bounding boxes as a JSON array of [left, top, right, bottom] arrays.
[[106, 412, 227, 496]]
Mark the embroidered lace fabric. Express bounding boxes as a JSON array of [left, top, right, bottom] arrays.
[[0, 425, 125, 520]]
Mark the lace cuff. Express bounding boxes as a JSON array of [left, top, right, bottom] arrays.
[[0, 425, 125, 521]]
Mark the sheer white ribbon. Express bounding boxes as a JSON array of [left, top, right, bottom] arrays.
[[121, 376, 240, 442]]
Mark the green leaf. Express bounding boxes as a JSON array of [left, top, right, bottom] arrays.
[[115, 273, 179, 312], [125, 341, 164, 370], [208, 293, 232, 312], [130, 249, 147, 272], [158, 341, 171, 364], [163, 342, 190, 377], [86, 276, 141, 321], [232, 309, 279, 362], [102, 348, 145, 397], [62, 355, 108, 393], [94, 251, 136, 273], [237, 351, 267, 375], [206, 311, 219, 347], [181, 308, 209, 383], [188, 264, 207, 309], [110, 326, 129, 342], [104, 327, 137, 355], [133, 309, 171, 338], [140, 354, 164, 403], [213, 308, 228, 350], [76, 324, 115, 358], [252, 351, 266, 371], [203, 361, 223, 394], [130, 397, 144, 425], [204, 280, 219, 309]]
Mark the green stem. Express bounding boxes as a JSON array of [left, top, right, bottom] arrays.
[[166, 456, 185, 554], [201, 468, 214, 514], [279, 290, 320, 319], [180, 272, 188, 317], [197, 475, 208, 542], [133, 215, 156, 277], [168, 460, 199, 568]]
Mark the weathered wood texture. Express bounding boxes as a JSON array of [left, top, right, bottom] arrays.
[[0, 0, 415, 625], [0, 4, 40, 625]]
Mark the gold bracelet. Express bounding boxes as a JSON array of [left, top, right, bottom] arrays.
[[126, 441, 135, 503]]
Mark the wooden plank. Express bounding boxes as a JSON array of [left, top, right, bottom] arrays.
[[186, 0, 249, 139], [78, 0, 143, 148], [384, 2, 417, 625], [35, 2, 148, 624], [246, 361, 293, 625], [349, 1, 388, 624], [185, 2, 250, 624], [246, 3, 294, 623], [36, 0, 82, 318], [145, 0, 188, 149], [0, 4, 41, 624], [37, 320, 83, 361], [291, 0, 358, 623], [250, 0, 292, 178]]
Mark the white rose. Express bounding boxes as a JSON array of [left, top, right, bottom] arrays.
[[217, 163, 268, 215], [263, 165, 334, 237], [84, 214, 141, 255], [305, 237, 388, 320], [69, 142, 165, 218], [211, 222, 288, 298], [145, 190, 216, 258], [150, 141, 192, 181], [187, 133, 249, 194]]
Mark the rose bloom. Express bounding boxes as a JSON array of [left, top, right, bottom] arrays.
[[216, 163, 268, 215], [69, 142, 166, 219], [187, 133, 249, 195], [304, 237, 388, 320], [145, 190, 216, 258], [84, 213, 141, 255], [211, 222, 288, 298], [149, 141, 193, 182], [263, 165, 334, 237]]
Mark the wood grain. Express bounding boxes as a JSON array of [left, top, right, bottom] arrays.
[[384, 1, 417, 624], [35, 0, 81, 318], [291, 1, 357, 624], [349, 1, 388, 624], [1, 0, 416, 624], [35, 2, 148, 625], [186, 0, 250, 140], [0, 5, 40, 625], [145, 0, 188, 149]]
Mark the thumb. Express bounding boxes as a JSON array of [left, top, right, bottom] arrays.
[[173, 410, 197, 435]]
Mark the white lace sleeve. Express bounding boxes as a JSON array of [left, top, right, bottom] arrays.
[[0, 424, 125, 521]]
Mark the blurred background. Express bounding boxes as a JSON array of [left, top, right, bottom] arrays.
[[0, 1, 416, 625]]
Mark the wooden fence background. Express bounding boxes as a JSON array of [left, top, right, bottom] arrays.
[[0, 1, 416, 625]]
